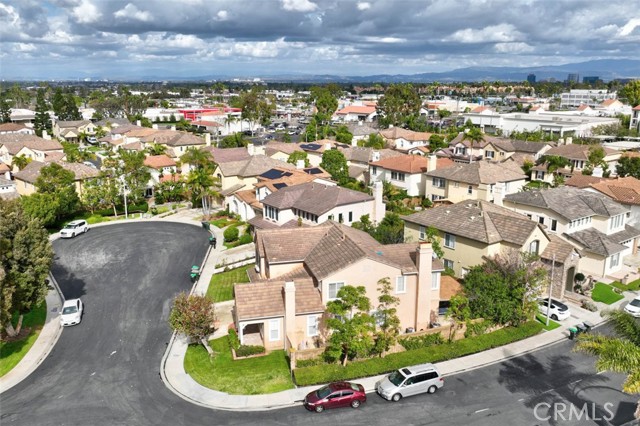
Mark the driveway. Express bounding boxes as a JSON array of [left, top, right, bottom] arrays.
[[0, 222, 636, 425]]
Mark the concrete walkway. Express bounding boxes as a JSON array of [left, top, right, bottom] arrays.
[[3, 209, 639, 412]]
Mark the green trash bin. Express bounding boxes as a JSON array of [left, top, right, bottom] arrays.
[[568, 327, 578, 340], [201, 221, 210, 231]]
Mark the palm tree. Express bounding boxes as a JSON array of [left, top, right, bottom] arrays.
[[224, 115, 238, 138], [11, 154, 31, 171], [539, 155, 570, 186], [146, 143, 167, 156], [461, 127, 485, 163], [574, 310, 640, 419]]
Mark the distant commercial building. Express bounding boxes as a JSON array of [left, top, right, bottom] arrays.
[[582, 76, 600, 85], [567, 73, 580, 83], [527, 73, 536, 84], [559, 89, 616, 108]]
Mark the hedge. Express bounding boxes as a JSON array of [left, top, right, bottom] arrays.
[[399, 332, 444, 351], [223, 226, 239, 242], [235, 345, 265, 357], [95, 202, 148, 217], [293, 321, 543, 386]]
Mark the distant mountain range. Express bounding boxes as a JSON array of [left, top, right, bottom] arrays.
[[145, 59, 640, 83]]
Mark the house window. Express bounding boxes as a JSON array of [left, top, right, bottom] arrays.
[[529, 240, 540, 255], [419, 226, 426, 240], [536, 171, 545, 180], [610, 252, 620, 268], [485, 150, 495, 159], [504, 181, 510, 192], [265, 206, 279, 221], [432, 177, 445, 188], [328, 282, 345, 300], [467, 185, 473, 195], [444, 233, 456, 249], [338, 213, 343, 223], [443, 259, 454, 270], [431, 272, 440, 290], [453, 182, 459, 188], [551, 219, 557, 231], [348, 212, 353, 222], [610, 214, 624, 230], [307, 315, 319, 337], [269, 319, 280, 341], [395, 276, 406, 294], [538, 216, 544, 225], [391, 171, 406, 182], [371, 166, 377, 175]]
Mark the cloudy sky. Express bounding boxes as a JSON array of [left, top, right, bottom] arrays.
[[1, 0, 639, 80]]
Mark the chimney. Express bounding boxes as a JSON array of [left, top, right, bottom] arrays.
[[372, 151, 381, 162], [493, 181, 505, 206], [171, 125, 176, 131], [373, 180, 385, 224], [136, 120, 141, 127], [42, 131, 51, 140], [428, 154, 437, 171], [205, 133, 211, 146], [296, 159, 305, 169], [566, 137, 573, 145], [415, 243, 434, 331], [558, 138, 564, 145], [283, 281, 296, 351], [152, 124, 158, 130], [592, 166, 603, 178], [4, 171, 10, 180], [325, 142, 332, 151], [247, 143, 255, 156], [388, 124, 394, 129]]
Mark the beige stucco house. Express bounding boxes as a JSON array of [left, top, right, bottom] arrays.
[[13, 160, 99, 197]]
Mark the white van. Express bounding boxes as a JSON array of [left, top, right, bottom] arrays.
[[375, 363, 444, 401]]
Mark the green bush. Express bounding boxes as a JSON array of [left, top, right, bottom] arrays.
[[296, 357, 327, 368], [214, 210, 229, 217], [95, 202, 148, 217], [293, 321, 543, 386], [238, 233, 253, 245], [464, 320, 492, 338], [228, 329, 240, 350], [399, 332, 444, 351], [224, 226, 239, 242], [235, 345, 265, 357]]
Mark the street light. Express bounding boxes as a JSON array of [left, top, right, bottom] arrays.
[[119, 176, 130, 220]]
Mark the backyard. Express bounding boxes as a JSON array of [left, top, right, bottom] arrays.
[[184, 336, 294, 395], [206, 265, 252, 302], [0, 303, 47, 377]]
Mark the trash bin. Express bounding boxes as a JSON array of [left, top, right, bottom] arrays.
[[576, 323, 587, 335], [568, 327, 578, 340], [201, 221, 210, 231], [190, 265, 201, 283], [582, 321, 594, 332]]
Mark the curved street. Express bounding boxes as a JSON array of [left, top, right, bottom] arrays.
[[0, 222, 637, 426]]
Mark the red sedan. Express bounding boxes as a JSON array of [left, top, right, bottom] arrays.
[[303, 381, 366, 413]]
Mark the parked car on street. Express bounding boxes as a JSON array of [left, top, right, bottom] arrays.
[[60, 298, 84, 326], [303, 381, 366, 412], [624, 296, 640, 317], [60, 220, 89, 238], [376, 363, 443, 401], [538, 297, 571, 321]]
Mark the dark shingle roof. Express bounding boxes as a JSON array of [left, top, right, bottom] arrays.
[[426, 160, 526, 184], [563, 228, 627, 256]]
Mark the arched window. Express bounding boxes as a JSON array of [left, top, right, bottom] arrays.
[[529, 239, 540, 255]]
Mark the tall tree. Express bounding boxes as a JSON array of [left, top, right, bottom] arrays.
[[34, 163, 79, 222], [376, 84, 421, 129], [51, 88, 66, 119], [309, 86, 338, 126], [118, 150, 152, 205], [0, 95, 12, 123], [320, 149, 349, 184], [461, 128, 485, 163], [619, 80, 640, 107], [0, 199, 53, 337], [325, 285, 375, 366], [33, 89, 51, 137], [373, 277, 401, 356], [168, 292, 217, 348], [181, 148, 218, 217], [616, 156, 640, 179]]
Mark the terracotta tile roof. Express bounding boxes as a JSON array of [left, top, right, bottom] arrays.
[[379, 127, 432, 142], [120, 127, 157, 138], [0, 123, 29, 132], [204, 147, 251, 163], [544, 144, 618, 161], [160, 173, 181, 183], [0, 162, 10, 172], [44, 151, 66, 162], [254, 168, 323, 190], [370, 154, 428, 174], [633, 105, 640, 111], [403, 200, 542, 245], [427, 160, 526, 185], [13, 160, 98, 183], [336, 105, 376, 115], [589, 176, 640, 205], [262, 182, 373, 215], [144, 155, 176, 169], [234, 279, 323, 321], [440, 276, 462, 300], [146, 130, 206, 147], [600, 99, 618, 107], [470, 106, 493, 113], [577, 104, 591, 111], [264, 141, 303, 156], [0, 134, 63, 153], [564, 174, 607, 189]]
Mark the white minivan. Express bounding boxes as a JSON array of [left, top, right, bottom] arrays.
[[376, 363, 444, 402], [60, 220, 88, 238]]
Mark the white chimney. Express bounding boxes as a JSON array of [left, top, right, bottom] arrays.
[[428, 154, 437, 171], [558, 138, 564, 145], [372, 151, 381, 162], [247, 143, 255, 156], [415, 242, 435, 330], [325, 143, 332, 151], [565, 137, 573, 145], [152, 124, 158, 130], [373, 180, 385, 224], [42, 131, 51, 140], [592, 166, 603, 178], [283, 281, 296, 351], [296, 159, 305, 169], [4, 171, 10, 180], [171, 125, 176, 131], [136, 120, 141, 127], [493, 181, 505, 206], [205, 133, 211, 147]]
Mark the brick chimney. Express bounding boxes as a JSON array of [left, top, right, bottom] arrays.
[[415, 242, 434, 331], [283, 281, 296, 350]]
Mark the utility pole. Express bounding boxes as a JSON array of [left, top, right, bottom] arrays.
[[546, 254, 556, 326]]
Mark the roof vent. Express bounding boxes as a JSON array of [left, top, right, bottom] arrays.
[[376, 251, 383, 256], [445, 210, 450, 214], [470, 216, 475, 221]]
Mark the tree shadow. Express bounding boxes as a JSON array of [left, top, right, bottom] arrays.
[[50, 262, 87, 300], [497, 352, 626, 425]]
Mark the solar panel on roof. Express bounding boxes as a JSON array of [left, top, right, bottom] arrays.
[[273, 183, 288, 189], [306, 168, 323, 175], [301, 143, 321, 151], [260, 169, 286, 179]]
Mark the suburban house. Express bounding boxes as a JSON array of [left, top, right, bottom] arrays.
[[249, 181, 384, 230], [584, 176, 640, 226], [13, 160, 99, 197], [52, 120, 96, 142], [378, 127, 432, 153], [0, 175, 18, 200], [299, 140, 349, 167], [347, 122, 379, 144], [333, 105, 377, 122], [631, 105, 640, 131], [143, 155, 178, 185], [226, 165, 333, 222], [0, 134, 64, 171], [216, 154, 296, 197], [233, 222, 444, 351], [481, 138, 554, 165], [264, 141, 304, 163], [403, 200, 555, 278], [339, 147, 404, 184], [369, 154, 454, 197], [138, 129, 208, 158], [502, 187, 640, 277], [425, 159, 527, 203], [0, 123, 35, 135]]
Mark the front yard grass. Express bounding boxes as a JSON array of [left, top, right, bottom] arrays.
[[610, 279, 640, 292], [535, 313, 561, 331], [0, 303, 47, 377], [184, 336, 294, 395], [592, 282, 624, 305], [206, 265, 252, 302]]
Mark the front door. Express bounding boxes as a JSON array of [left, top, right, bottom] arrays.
[[565, 266, 575, 293]]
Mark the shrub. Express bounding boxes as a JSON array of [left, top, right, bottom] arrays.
[[581, 300, 598, 312], [464, 320, 492, 338], [238, 233, 253, 245], [399, 332, 444, 351], [293, 321, 543, 386], [223, 226, 239, 242], [296, 357, 327, 368], [214, 210, 229, 217], [228, 328, 240, 350], [235, 345, 265, 357]]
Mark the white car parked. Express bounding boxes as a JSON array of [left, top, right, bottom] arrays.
[[538, 298, 571, 321], [60, 299, 84, 326], [624, 296, 640, 317], [60, 220, 88, 238]]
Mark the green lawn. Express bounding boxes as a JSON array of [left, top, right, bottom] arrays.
[[592, 282, 624, 305], [206, 265, 252, 302], [535, 313, 561, 331], [184, 336, 294, 395], [0, 303, 47, 377], [610, 279, 640, 292]]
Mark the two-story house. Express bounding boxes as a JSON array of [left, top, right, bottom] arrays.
[[378, 127, 433, 153], [425, 160, 527, 203], [369, 154, 454, 197], [0, 134, 64, 171], [143, 154, 178, 186], [217, 154, 297, 198], [53, 120, 96, 142], [631, 105, 640, 132], [586, 176, 640, 226], [13, 160, 99, 197], [233, 222, 443, 350], [502, 187, 640, 277]]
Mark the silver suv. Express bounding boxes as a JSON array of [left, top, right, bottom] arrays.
[[376, 363, 444, 401]]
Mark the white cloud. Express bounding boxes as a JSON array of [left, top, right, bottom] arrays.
[[494, 42, 534, 53], [216, 10, 229, 21], [357, 2, 371, 11], [15, 43, 37, 52], [114, 3, 152, 22], [71, 0, 101, 24], [619, 18, 640, 36], [444, 23, 521, 43], [364, 36, 406, 43], [281, 0, 318, 12]]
